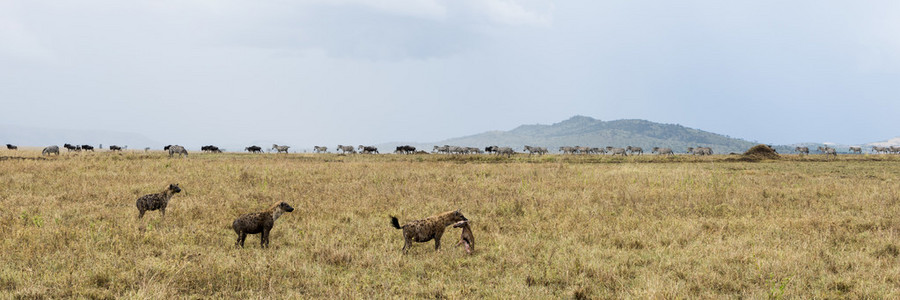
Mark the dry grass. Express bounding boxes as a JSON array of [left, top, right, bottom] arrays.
[[1, 150, 900, 298]]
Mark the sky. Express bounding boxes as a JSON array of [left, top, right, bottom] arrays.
[[2, 0, 899, 147]]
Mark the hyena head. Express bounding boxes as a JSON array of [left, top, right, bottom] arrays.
[[451, 209, 467, 222], [278, 202, 294, 213], [168, 184, 182, 194]]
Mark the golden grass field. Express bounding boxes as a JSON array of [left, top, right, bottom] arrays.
[[2, 149, 900, 298]]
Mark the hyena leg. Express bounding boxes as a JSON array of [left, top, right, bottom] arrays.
[[434, 232, 444, 250], [138, 209, 145, 219], [160, 207, 166, 218], [261, 229, 270, 248], [236, 232, 244, 247], [239, 233, 247, 248], [402, 238, 411, 254]]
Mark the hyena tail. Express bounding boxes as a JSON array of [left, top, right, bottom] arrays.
[[390, 216, 402, 229]]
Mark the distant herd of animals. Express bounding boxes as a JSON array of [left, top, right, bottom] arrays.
[[7, 143, 900, 157], [134, 183, 472, 252]]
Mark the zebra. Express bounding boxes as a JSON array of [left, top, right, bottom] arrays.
[[358, 145, 378, 154], [891, 146, 900, 154], [849, 146, 862, 154], [168, 145, 188, 157], [626, 146, 643, 155], [465, 147, 483, 154], [6, 144, 17, 150], [795, 147, 809, 155], [271, 144, 290, 154], [559, 146, 576, 155], [606, 147, 627, 156], [872, 146, 888, 154], [652, 147, 674, 156], [42, 145, 60, 156], [524, 146, 548, 156], [817, 146, 837, 157], [688, 147, 712, 156], [313, 146, 328, 153], [337, 145, 356, 154], [496, 147, 515, 157]]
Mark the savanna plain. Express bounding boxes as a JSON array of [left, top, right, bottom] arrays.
[[1, 150, 900, 299]]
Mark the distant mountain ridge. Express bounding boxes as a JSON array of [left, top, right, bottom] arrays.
[[380, 115, 761, 154]]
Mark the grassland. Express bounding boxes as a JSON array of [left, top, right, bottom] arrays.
[[1, 150, 900, 298]]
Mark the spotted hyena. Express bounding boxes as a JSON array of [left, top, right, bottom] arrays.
[[453, 220, 475, 254], [136, 184, 182, 218], [390, 210, 468, 254], [232, 201, 294, 248]]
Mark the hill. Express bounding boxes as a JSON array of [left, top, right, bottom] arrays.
[[383, 116, 759, 154]]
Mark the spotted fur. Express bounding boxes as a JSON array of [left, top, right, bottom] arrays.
[[232, 201, 294, 248], [136, 184, 182, 218], [390, 210, 467, 254]]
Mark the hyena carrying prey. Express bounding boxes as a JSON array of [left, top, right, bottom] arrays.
[[136, 184, 182, 218], [390, 210, 468, 254], [453, 220, 475, 254], [232, 201, 294, 248]]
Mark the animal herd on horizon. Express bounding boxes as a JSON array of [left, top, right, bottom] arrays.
[[6, 142, 900, 157]]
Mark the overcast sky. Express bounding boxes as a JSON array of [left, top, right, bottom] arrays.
[[2, 0, 899, 147]]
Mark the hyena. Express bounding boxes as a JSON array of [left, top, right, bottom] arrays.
[[390, 210, 468, 254], [232, 201, 295, 248], [453, 220, 475, 254], [136, 184, 182, 218]]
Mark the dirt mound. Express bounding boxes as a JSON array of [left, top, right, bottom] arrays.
[[740, 144, 781, 161]]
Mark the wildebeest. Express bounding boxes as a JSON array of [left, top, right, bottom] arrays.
[[337, 145, 356, 154], [313, 146, 328, 153], [390, 210, 468, 254], [817, 146, 837, 157], [168, 145, 188, 157], [652, 147, 674, 156], [64, 144, 81, 152], [626, 146, 643, 155], [272, 144, 290, 153], [606, 147, 627, 156], [849, 146, 862, 154], [358, 145, 378, 154], [201, 145, 222, 153], [42, 145, 60, 156], [135, 184, 182, 219], [109, 145, 123, 152], [245, 145, 263, 153], [395, 145, 416, 154], [795, 147, 810, 155], [232, 201, 295, 248], [81, 145, 94, 151], [6, 144, 17, 150], [485, 146, 499, 154]]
